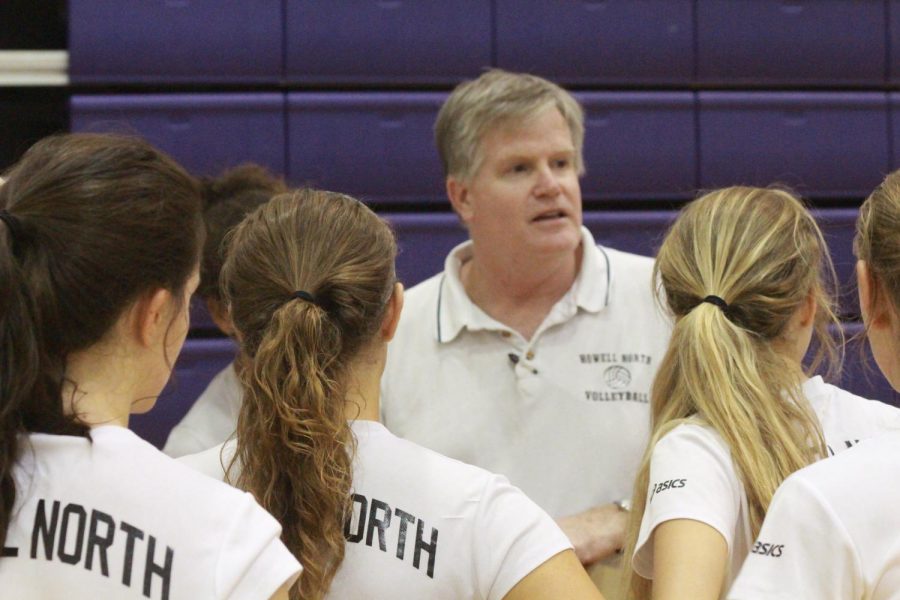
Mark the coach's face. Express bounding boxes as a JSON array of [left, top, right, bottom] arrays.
[[448, 106, 582, 261]]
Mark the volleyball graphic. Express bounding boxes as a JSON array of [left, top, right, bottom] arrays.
[[604, 365, 632, 390]]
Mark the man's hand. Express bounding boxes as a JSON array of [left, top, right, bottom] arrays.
[[557, 504, 628, 566]]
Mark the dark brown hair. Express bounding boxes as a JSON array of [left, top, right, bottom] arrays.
[[0, 133, 203, 549], [221, 189, 396, 599], [197, 163, 287, 301]]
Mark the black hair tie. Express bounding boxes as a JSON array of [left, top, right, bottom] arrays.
[[290, 290, 320, 306], [702, 295, 729, 311]]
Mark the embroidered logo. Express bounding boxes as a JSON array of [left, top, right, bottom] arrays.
[[603, 365, 632, 390]]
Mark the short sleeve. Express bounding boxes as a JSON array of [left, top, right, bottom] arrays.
[[163, 425, 208, 458], [215, 492, 302, 600], [178, 442, 233, 482], [727, 474, 862, 600], [632, 425, 743, 579], [472, 475, 573, 600]]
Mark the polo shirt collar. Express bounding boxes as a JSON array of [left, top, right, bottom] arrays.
[[434, 226, 611, 344]]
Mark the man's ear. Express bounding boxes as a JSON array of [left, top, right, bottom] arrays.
[[858, 259, 892, 329], [447, 176, 474, 224], [131, 288, 174, 348], [380, 282, 405, 342], [206, 297, 236, 337]]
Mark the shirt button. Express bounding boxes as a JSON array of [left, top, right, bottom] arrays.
[[526, 351, 535, 360], [501, 331, 511, 338]]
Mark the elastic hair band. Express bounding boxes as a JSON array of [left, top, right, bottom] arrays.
[[0, 209, 24, 254], [701, 295, 729, 311], [290, 289, 320, 306]]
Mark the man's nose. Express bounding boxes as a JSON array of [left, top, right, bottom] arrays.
[[534, 163, 562, 197]]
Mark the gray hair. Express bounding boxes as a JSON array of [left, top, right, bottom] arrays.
[[434, 69, 585, 182]]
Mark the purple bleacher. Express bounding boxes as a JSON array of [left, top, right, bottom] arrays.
[[68, 0, 282, 84], [495, 0, 693, 85], [697, 1, 885, 85], [384, 213, 466, 286], [577, 93, 696, 200], [130, 338, 237, 449], [70, 94, 286, 178], [836, 322, 899, 407], [583, 211, 675, 257], [698, 92, 889, 198], [887, 94, 900, 167], [287, 93, 447, 202], [189, 296, 217, 333], [815, 208, 861, 317], [285, 1, 490, 85], [890, 1, 900, 82], [384, 210, 676, 288]]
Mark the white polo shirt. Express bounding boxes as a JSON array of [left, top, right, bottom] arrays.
[[181, 420, 572, 599], [728, 429, 900, 600], [632, 376, 900, 596], [163, 362, 242, 458], [381, 227, 672, 518], [0, 426, 300, 599]]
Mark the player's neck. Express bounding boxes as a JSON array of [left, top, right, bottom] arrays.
[[343, 353, 383, 423], [63, 347, 140, 429], [461, 243, 582, 340]]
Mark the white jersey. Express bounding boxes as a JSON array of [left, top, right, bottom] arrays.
[[0, 426, 300, 599], [633, 376, 900, 595], [181, 420, 572, 600], [382, 227, 672, 518], [164, 362, 242, 458], [728, 430, 900, 600]]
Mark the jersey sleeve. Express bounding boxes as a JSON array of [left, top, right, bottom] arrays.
[[632, 425, 743, 579], [727, 473, 862, 600], [163, 424, 208, 458], [215, 492, 302, 600], [472, 475, 573, 600]]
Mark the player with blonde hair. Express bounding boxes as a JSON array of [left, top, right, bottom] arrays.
[[624, 186, 899, 600]]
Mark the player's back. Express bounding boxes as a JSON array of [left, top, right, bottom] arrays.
[[2, 426, 299, 600]]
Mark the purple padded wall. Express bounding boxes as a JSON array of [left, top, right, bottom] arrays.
[[577, 93, 696, 200], [697, 0, 885, 85], [886, 94, 900, 167], [583, 211, 675, 257], [495, 0, 693, 85], [285, 1, 490, 84], [385, 213, 466, 286], [70, 94, 286, 178], [837, 322, 898, 407], [815, 208, 861, 317], [384, 211, 676, 288], [69, 0, 282, 84], [288, 93, 446, 202], [890, 1, 900, 82], [699, 93, 889, 198], [130, 338, 237, 449], [189, 297, 217, 334]]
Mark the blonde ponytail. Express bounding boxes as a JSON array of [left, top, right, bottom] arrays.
[[623, 187, 839, 599]]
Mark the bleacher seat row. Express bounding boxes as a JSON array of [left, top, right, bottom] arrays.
[[71, 91, 900, 201], [69, 0, 900, 86]]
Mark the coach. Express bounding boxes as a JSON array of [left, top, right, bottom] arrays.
[[381, 70, 671, 568]]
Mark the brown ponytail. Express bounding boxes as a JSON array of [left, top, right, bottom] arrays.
[[221, 189, 396, 599]]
